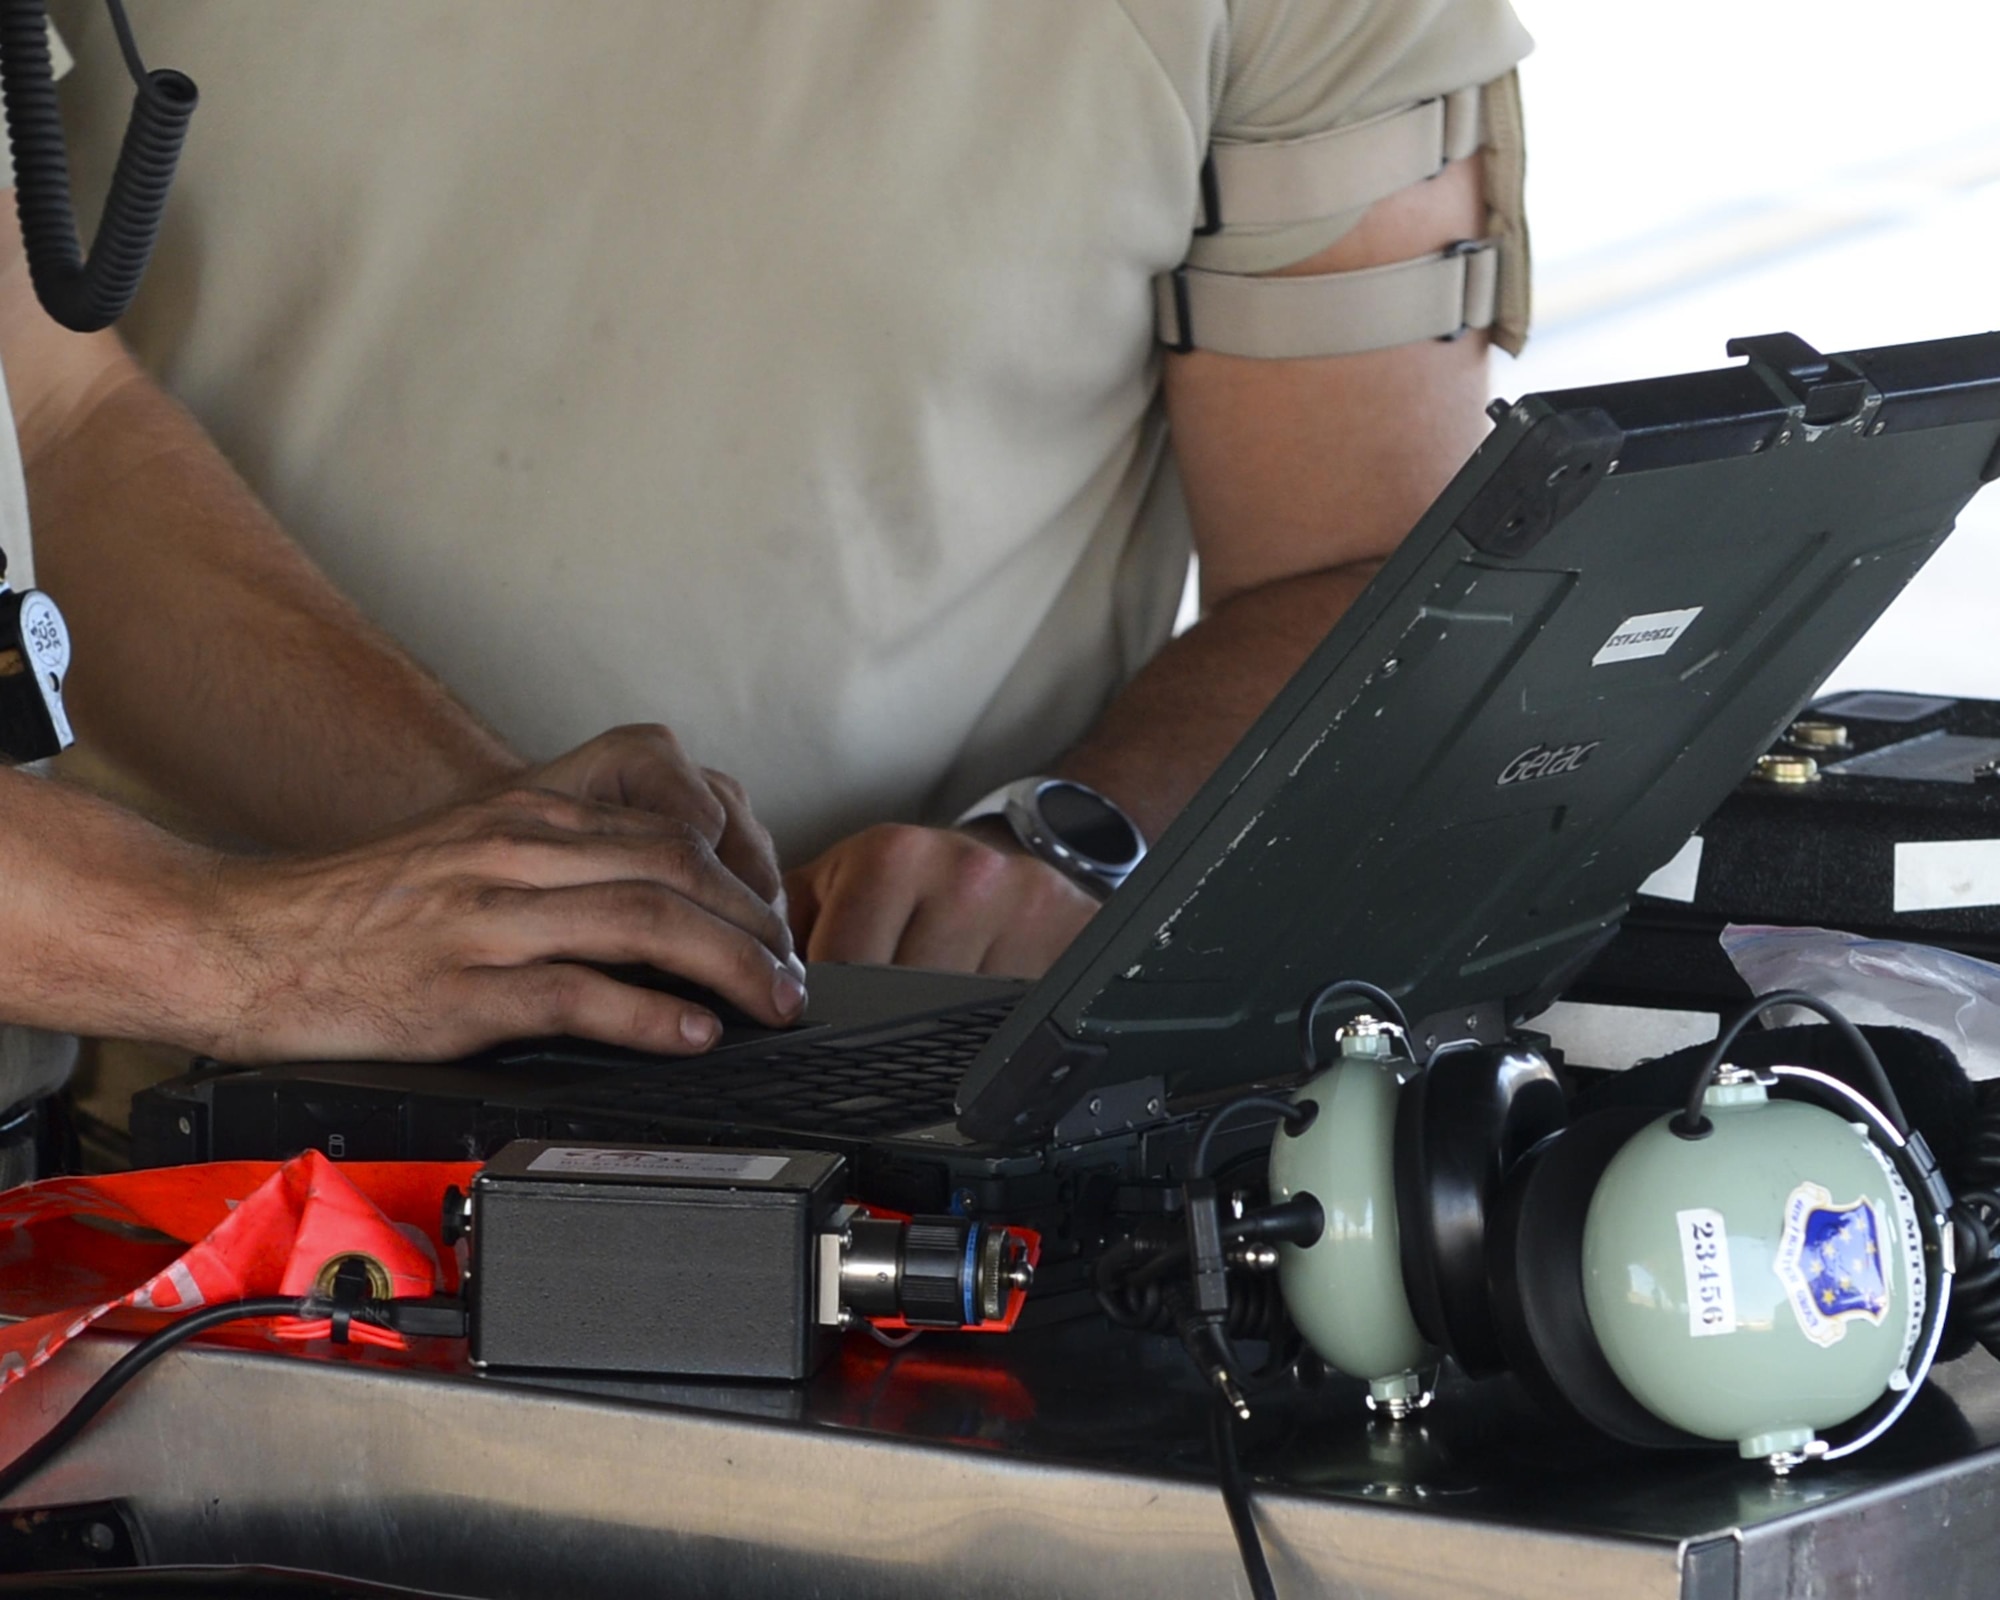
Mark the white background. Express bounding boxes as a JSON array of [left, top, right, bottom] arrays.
[[1507, 0, 2000, 698]]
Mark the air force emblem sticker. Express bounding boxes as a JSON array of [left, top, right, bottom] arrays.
[[1774, 1182, 1891, 1348]]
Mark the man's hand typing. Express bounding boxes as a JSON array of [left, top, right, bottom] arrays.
[[785, 822, 1097, 979], [0, 763, 805, 1064]]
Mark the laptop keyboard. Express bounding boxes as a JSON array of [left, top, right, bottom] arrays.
[[556, 1004, 1015, 1137]]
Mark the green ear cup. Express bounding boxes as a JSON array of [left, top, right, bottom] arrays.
[[1270, 1057, 1435, 1407], [1580, 1079, 1926, 1460]]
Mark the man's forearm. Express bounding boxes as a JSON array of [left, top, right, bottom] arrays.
[[1056, 565, 1375, 844], [27, 362, 522, 849], [0, 765, 238, 1047], [0, 753, 805, 1063]]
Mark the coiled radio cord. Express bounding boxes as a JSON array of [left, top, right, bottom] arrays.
[[0, 0, 195, 332]]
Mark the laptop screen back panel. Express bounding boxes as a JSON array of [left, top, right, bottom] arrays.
[[958, 333, 2000, 1144]]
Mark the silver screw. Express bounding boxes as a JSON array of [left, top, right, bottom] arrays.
[[1087, 1096, 1103, 1117], [177, 1116, 192, 1136]]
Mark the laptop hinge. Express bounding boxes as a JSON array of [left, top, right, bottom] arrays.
[[1406, 999, 1506, 1059], [1051, 1076, 1169, 1146], [1453, 407, 1622, 557], [958, 1019, 1108, 1144]]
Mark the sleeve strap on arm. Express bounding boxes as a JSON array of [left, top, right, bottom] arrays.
[[1156, 238, 1498, 360], [1196, 85, 1483, 234]]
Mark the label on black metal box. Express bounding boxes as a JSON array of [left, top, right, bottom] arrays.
[[525, 1147, 790, 1182]]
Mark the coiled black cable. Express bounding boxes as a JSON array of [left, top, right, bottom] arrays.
[[1095, 1242, 1295, 1346], [1, 0, 196, 332], [1957, 1078, 2000, 1191]]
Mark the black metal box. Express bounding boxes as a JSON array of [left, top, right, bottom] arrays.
[[466, 1140, 847, 1379], [1664, 690, 2000, 944], [1576, 691, 2000, 1014]]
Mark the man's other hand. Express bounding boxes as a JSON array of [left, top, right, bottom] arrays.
[[514, 724, 784, 913], [201, 783, 807, 1062], [785, 823, 1097, 978]]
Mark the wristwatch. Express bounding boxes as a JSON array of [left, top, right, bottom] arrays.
[[954, 777, 1147, 901]]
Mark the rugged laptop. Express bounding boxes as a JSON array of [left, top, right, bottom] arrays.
[[134, 330, 2000, 1282]]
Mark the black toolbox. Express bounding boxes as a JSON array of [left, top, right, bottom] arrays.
[[1575, 689, 2000, 1012]]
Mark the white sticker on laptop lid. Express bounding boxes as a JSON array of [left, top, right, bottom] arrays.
[[1592, 608, 1703, 666], [525, 1147, 790, 1182]]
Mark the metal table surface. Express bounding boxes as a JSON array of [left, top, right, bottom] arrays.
[[3, 1305, 1998, 1599]]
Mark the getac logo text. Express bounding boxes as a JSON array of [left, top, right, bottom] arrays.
[[1497, 741, 1600, 787]]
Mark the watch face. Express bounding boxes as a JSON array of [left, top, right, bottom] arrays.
[[19, 592, 69, 682], [1036, 781, 1142, 870]]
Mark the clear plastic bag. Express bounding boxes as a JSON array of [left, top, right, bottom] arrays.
[[1721, 924, 2000, 1080]]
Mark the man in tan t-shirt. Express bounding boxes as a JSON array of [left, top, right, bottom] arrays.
[[37, 0, 1534, 983], [0, 19, 816, 1136]]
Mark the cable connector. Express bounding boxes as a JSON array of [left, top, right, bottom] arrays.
[[1211, 1366, 1252, 1422], [1183, 1179, 1231, 1318], [378, 1296, 470, 1340], [1177, 1184, 1252, 1421], [1223, 1195, 1325, 1250]]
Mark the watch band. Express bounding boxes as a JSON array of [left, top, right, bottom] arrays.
[[954, 777, 1147, 900]]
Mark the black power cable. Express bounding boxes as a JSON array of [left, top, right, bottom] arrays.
[[1097, 977, 1397, 1600], [0, 1286, 468, 1507], [1209, 1389, 1278, 1600], [0, 1296, 301, 1506], [0, 0, 197, 332]]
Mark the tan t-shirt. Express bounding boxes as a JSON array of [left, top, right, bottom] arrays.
[[52, 0, 1531, 860]]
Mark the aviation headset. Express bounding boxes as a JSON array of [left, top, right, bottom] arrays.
[[1268, 984, 1958, 1472]]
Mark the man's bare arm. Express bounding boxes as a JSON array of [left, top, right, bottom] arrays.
[[1061, 156, 1492, 839], [1, 202, 786, 915], [0, 752, 805, 1059], [0, 198, 800, 1042], [789, 158, 1494, 974], [0, 204, 521, 851]]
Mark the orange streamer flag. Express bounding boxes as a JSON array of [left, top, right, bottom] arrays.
[[0, 1151, 477, 1394]]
